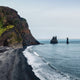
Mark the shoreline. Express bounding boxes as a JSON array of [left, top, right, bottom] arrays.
[[0, 46, 40, 80], [24, 44, 80, 80]]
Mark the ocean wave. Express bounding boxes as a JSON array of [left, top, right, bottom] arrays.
[[23, 46, 80, 80]]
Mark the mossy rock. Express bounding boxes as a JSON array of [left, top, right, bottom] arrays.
[[0, 25, 14, 36]]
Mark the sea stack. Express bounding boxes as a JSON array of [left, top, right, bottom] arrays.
[[66, 37, 69, 44], [0, 6, 40, 47], [50, 36, 58, 44]]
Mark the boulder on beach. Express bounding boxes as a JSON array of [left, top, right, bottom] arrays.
[[50, 36, 58, 44], [0, 6, 40, 47]]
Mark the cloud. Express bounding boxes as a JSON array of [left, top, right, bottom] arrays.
[[0, 0, 80, 39]]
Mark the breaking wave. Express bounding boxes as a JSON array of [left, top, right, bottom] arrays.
[[23, 46, 80, 80]]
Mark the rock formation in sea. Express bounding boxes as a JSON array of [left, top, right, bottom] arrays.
[[66, 37, 69, 44], [0, 6, 40, 47], [50, 36, 58, 44]]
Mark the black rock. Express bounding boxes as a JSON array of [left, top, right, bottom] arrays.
[[50, 36, 58, 44], [66, 37, 69, 44]]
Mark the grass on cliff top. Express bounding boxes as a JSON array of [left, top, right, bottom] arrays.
[[0, 25, 14, 36]]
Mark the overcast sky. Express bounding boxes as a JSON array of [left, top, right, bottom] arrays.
[[0, 0, 80, 39]]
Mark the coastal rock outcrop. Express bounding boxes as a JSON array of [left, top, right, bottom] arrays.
[[0, 6, 40, 47], [50, 36, 58, 44], [66, 37, 69, 44]]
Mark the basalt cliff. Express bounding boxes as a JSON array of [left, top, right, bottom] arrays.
[[0, 6, 40, 47]]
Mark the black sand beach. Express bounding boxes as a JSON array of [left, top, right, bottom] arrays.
[[0, 47, 40, 80]]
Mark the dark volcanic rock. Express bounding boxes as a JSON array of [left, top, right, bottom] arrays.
[[50, 36, 58, 44], [0, 6, 40, 47], [66, 37, 69, 44]]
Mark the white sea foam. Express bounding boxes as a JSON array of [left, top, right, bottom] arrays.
[[23, 46, 78, 80], [34, 52, 40, 57]]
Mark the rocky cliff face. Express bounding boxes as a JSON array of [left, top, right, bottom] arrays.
[[0, 6, 40, 47]]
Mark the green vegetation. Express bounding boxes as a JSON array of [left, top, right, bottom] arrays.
[[0, 25, 14, 36]]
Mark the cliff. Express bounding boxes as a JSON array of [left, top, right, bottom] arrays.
[[0, 6, 40, 47]]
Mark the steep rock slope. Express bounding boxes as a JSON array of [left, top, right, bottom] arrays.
[[0, 6, 40, 47]]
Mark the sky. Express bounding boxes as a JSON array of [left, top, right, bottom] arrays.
[[0, 0, 80, 39]]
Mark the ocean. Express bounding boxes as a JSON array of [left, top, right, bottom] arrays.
[[23, 39, 80, 80]]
